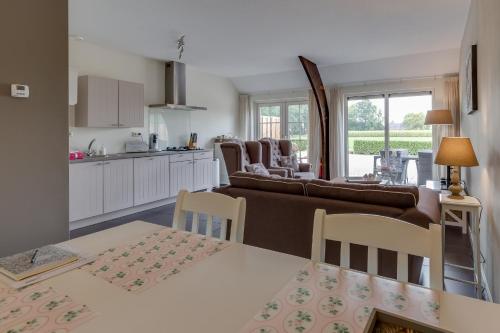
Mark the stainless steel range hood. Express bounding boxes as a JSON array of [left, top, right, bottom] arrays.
[[149, 61, 207, 111]]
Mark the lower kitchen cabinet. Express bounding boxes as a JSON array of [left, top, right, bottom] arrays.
[[103, 159, 134, 213], [194, 158, 213, 191], [69, 162, 104, 222], [170, 160, 194, 195], [133, 155, 170, 205], [69, 151, 213, 223]]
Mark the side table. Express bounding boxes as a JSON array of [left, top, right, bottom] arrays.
[[440, 193, 482, 298]]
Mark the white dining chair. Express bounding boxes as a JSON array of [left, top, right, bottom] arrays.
[[172, 190, 246, 242], [311, 210, 443, 290]]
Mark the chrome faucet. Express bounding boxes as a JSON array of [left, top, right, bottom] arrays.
[[87, 138, 97, 156]]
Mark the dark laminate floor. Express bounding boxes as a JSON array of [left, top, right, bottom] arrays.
[[70, 204, 479, 299]]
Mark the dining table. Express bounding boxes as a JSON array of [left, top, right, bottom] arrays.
[[7, 221, 500, 333]]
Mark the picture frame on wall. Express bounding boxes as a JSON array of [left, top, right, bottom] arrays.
[[465, 44, 478, 114]]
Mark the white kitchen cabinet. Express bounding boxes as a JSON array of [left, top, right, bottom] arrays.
[[170, 160, 194, 195], [134, 156, 170, 206], [193, 158, 213, 191], [103, 159, 134, 213], [69, 162, 104, 222]]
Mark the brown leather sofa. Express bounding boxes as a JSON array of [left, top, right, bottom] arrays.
[[215, 172, 441, 285], [259, 138, 313, 178], [220, 140, 288, 177]]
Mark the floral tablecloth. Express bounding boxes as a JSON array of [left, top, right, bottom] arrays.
[[84, 228, 231, 293], [239, 262, 440, 333], [0, 283, 95, 333]]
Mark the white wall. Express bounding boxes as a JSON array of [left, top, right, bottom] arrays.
[[232, 49, 459, 94], [69, 40, 239, 153], [460, 0, 500, 302]]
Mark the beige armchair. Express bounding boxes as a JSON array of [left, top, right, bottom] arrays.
[[220, 140, 287, 177], [259, 138, 313, 178]]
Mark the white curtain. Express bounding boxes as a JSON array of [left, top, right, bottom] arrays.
[[239, 94, 252, 140], [308, 90, 321, 176], [432, 76, 460, 178], [329, 88, 346, 179]]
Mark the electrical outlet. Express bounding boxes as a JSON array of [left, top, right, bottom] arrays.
[[131, 132, 142, 137]]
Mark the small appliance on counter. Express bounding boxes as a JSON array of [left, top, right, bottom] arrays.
[[99, 145, 107, 156], [125, 139, 149, 153], [149, 133, 160, 151]]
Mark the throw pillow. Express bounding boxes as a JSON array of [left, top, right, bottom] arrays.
[[245, 163, 270, 176], [280, 155, 300, 171]]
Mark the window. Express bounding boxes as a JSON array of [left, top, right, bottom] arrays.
[[256, 101, 309, 163], [286, 103, 309, 163], [346, 92, 432, 184], [257, 103, 281, 139]]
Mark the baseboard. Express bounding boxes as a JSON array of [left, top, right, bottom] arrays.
[[69, 197, 177, 231], [481, 261, 493, 302]]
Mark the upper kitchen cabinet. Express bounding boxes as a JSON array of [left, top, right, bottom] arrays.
[[118, 80, 144, 127], [75, 75, 144, 128], [69, 68, 78, 106], [75, 76, 119, 127]]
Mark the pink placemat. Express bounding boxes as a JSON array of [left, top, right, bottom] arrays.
[[83, 228, 231, 293], [239, 262, 440, 333], [0, 282, 96, 333]]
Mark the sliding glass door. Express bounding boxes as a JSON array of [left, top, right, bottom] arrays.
[[346, 92, 432, 184], [347, 95, 385, 177]]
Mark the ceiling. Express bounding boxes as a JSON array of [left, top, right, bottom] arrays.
[[69, 0, 470, 78]]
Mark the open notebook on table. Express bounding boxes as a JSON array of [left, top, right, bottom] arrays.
[[0, 244, 94, 289]]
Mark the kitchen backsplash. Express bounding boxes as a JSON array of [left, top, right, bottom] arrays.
[[69, 107, 195, 154]]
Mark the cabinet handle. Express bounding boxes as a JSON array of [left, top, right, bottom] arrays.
[[103, 162, 111, 165], [95, 162, 103, 166], [119, 123, 125, 127], [148, 158, 155, 160], [111, 124, 118, 127]]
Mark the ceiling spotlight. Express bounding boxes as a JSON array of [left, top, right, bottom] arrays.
[[177, 35, 185, 60]]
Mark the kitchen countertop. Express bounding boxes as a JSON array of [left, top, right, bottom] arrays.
[[69, 149, 212, 164]]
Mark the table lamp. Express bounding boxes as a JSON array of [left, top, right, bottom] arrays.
[[424, 109, 453, 125], [434, 137, 479, 199], [425, 109, 454, 186]]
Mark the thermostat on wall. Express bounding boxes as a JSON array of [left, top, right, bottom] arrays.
[[11, 84, 30, 98]]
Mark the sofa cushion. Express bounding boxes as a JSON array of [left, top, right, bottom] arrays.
[[245, 163, 270, 176], [280, 155, 300, 171], [229, 172, 307, 195], [306, 179, 419, 208]]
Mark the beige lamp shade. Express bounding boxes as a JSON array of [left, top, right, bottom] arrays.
[[424, 109, 453, 125], [435, 137, 479, 167]]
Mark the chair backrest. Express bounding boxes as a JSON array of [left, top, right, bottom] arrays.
[[380, 150, 403, 174], [417, 150, 433, 186], [172, 190, 246, 242], [260, 138, 283, 168], [311, 211, 443, 290]]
